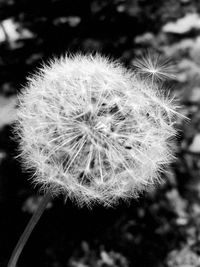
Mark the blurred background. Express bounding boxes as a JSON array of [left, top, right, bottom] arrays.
[[0, 0, 200, 266]]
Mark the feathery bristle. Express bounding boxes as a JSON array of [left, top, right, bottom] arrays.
[[133, 52, 176, 81]]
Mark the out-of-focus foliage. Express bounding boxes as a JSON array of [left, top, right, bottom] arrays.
[[167, 246, 200, 267], [68, 241, 129, 267], [1, 0, 200, 266]]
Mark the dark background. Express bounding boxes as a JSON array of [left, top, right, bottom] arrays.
[[0, 0, 200, 266]]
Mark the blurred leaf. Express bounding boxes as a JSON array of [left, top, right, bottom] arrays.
[[189, 134, 200, 153], [0, 95, 17, 129], [163, 13, 200, 34]]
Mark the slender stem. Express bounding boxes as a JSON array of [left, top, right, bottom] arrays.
[[7, 192, 52, 267]]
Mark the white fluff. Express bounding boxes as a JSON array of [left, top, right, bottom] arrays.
[[14, 53, 181, 207]]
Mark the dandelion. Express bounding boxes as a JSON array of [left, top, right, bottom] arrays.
[[14, 53, 180, 207], [9, 53, 181, 267]]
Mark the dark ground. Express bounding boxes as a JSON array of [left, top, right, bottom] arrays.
[[0, 0, 200, 266]]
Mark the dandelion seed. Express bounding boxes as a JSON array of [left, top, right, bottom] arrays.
[[14, 53, 181, 207], [133, 52, 176, 81]]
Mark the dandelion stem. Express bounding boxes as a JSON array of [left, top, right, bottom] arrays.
[[7, 191, 52, 267]]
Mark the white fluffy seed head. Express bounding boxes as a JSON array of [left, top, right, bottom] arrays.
[[14, 53, 181, 207]]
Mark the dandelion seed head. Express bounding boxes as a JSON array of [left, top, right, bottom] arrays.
[[14, 53, 180, 207]]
